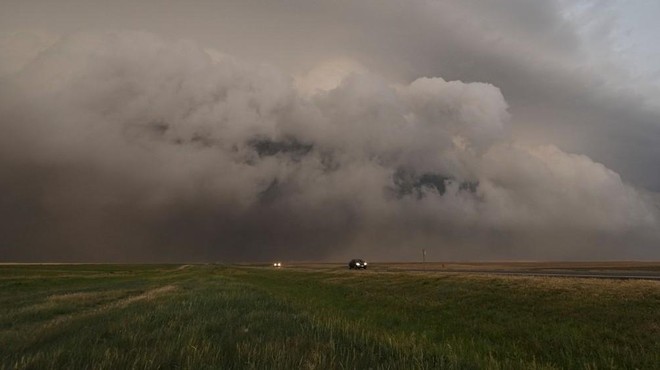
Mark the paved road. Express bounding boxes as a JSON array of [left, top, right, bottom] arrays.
[[386, 268, 660, 281]]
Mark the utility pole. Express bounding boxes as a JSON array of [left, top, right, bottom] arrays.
[[422, 248, 426, 264]]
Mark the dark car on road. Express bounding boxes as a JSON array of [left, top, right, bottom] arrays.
[[348, 259, 368, 269]]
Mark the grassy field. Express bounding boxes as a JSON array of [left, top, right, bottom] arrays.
[[0, 264, 658, 369]]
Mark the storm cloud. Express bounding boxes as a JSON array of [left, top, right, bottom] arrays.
[[0, 30, 657, 262]]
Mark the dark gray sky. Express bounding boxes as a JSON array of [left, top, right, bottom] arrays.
[[1, 0, 659, 262]]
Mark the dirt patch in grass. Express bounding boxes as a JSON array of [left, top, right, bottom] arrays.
[[43, 285, 177, 328], [118, 285, 177, 306]]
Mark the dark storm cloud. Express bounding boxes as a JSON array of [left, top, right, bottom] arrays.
[[0, 1, 659, 261], [2, 0, 656, 190], [0, 30, 657, 262]]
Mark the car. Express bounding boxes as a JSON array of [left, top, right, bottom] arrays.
[[348, 259, 367, 269], [273, 262, 282, 267]]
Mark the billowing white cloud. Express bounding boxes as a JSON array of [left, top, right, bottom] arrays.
[[0, 31, 657, 261]]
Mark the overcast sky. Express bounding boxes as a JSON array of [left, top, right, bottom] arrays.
[[1, 0, 659, 262]]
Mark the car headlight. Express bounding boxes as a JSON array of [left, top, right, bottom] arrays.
[[364, 262, 368, 265]]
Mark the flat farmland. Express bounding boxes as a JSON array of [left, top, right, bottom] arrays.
[[282, 261, 660, 281], [1, 264, 658, 369]]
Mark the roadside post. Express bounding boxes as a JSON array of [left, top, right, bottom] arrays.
[[422, 248, 426, 270]]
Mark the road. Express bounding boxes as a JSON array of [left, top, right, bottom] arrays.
[[386, 268, 660, 281]]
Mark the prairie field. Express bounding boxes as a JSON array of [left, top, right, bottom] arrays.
[[1, 264, 658, 369]]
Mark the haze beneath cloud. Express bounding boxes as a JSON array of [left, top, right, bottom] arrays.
[[1, 0, 659, 262]]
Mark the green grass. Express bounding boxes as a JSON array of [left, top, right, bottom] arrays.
[[0, 265, 658, 369]]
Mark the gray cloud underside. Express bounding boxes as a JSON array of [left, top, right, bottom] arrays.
[[1, 30, 658, 262]]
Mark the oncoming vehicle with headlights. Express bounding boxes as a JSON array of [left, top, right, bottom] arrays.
[[348, 259, 367, 269]]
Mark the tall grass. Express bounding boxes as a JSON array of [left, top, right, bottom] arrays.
[[1, 265, 658, 369]]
